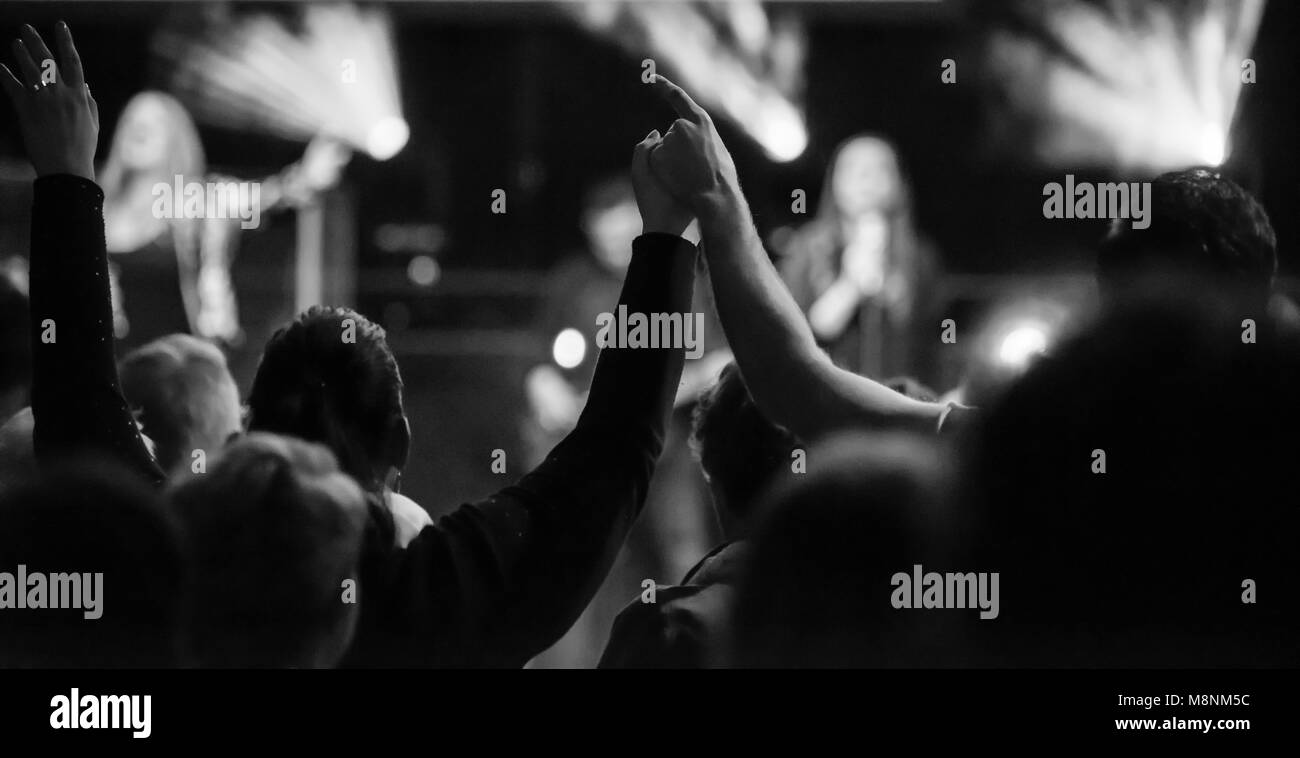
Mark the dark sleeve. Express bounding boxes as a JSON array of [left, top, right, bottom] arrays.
[[352, 233, 696, 667], [597, 585, 709, 669], [28, 175, 165, 487]]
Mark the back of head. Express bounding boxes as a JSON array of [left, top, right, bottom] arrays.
[[166, 432, 367, 667], [730, 432, 967, 667], [1096, 168, 1276, 312], [691, 363, 800, 528], [119, 334, 242, 473], [967, 294, 1300, 666], [0, 461, 185, 667], [247, 307, 406, 492]]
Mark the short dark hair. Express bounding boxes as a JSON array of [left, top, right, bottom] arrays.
[[690, 363, 799, 521], [248, 306, 404, 492], [731, 432, 962, 667], [1097, 168, 1276, 308]]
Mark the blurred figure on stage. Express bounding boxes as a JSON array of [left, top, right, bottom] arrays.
[[524, 175, 726, 668], [778, 135, 940, 380], [100, 91, 349, 351]]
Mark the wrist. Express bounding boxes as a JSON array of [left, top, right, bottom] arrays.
[[691, 180, 743, 219], [640, 218, 686, 237], [37, 161, 95, 182]]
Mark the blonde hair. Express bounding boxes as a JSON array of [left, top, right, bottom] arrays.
[[100, 91, 207, 258]]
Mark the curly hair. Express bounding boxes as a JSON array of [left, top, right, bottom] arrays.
[[1097, 168, 1276, 308]]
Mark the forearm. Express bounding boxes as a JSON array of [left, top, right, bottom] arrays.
[[508, 233, 696, 546], [29, 175, 164, 485], [696, 185, 941, 439], [577, 233, 695, 438], [444, 233, 696, 665]]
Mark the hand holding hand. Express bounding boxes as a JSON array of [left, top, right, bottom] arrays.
[[1, 22, 99, 180], [646, 75, 739, 208], [631, 128, 696, 240]]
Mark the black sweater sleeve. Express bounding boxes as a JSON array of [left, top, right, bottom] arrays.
[[349, 233, 697, 667], [28, 174, 165, 487]]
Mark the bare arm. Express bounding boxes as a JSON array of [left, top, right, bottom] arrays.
[[696, 184, 941, 439], [646, 76, 943, 441]]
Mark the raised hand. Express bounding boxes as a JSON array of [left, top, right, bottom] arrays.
[[646, 75, 739, 207], [631, 128, 695, 239], [1, 22, 99, 180]]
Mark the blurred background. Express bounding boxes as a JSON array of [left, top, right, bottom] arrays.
[[2, 0, 1296, 666]]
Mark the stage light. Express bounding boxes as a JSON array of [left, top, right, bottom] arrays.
[[552, 328, 587, 370], [366, 116, 410, 161], [985, 0, 1262, 172], [1198, 122, 1227, 166], [157, 3, 406, 161], [969, 289, 1089, 397], [406, 255, 440, 288], [754, 97, 808, 163], [563, 0, 807, 163], [997, 324, 1049, 370]]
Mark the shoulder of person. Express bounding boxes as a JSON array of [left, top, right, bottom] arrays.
[[599, 583, 712, 669]]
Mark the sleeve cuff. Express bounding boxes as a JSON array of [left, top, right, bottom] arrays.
[[34, 174, 105, 207]]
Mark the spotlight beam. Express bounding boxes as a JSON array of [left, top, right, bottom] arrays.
[[562, 0, 808, 163], [986, 0, 1264, 171], [156, 3, 408, 161]]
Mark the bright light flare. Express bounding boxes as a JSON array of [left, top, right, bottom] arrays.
[[753, 96, 808, 163], [565, 0, 808, 163], [1197, 122, 1227, 166], [367, 116, 410, 161], [406, 255, 440, 288], [157, 3, 406, 161], [997, 324, 1049, 370], [552, 328, 587, 370], [985, 0, 1262, 172]]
